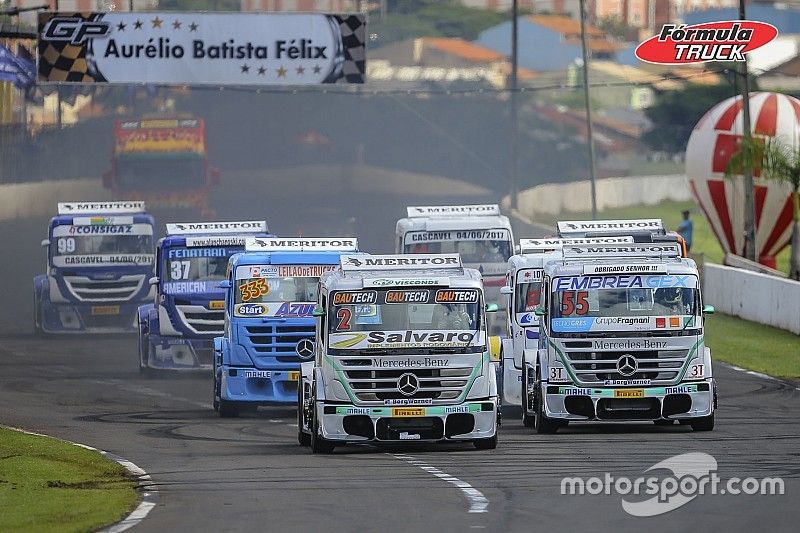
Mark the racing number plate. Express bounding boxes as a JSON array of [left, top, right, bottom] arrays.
[[614, 389, 644, 398], [288, 371, 300, 382], [91, 305, 120, 315], [393, 407, 425, 417]]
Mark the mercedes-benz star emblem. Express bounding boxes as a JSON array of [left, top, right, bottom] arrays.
[[616, 355, 638, 377], [397, 373, 419, 396], [295, 339, 314, 360]]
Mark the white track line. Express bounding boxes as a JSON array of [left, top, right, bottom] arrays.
[[721, 363, 800, 391], [1, 425, 158, 532], [392, 453, 489, 513]]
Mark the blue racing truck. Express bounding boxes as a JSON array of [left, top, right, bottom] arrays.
[[137, 220, 270, 373], [34, 201, 155, 334], [213, 237, 360, 417]]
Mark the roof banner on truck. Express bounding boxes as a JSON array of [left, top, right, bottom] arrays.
[[37, 12, 366, 85], [557, 219, 664, 236], [114, 119, 205, 155], [245, 238, 358, 252], [406, 204, 500, 218], [166, 221, 268, 235], [57, 201, 145, 215]]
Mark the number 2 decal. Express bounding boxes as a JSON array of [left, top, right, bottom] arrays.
[[336, 308, 351, 330]]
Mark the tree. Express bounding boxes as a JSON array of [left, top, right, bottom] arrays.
[[726, 136, 800, 280]]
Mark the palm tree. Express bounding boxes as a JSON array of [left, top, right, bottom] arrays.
[[726, 136, 800, 280]]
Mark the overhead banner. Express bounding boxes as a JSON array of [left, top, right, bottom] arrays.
[[37, 12, 366, 84]]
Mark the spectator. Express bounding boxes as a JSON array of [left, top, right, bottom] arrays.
[[677, 210, 693, 252]]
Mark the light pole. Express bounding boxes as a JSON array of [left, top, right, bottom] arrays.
[[510, 0, 518, 210], [579, 0, 598, 219], [739, 0, 756, 261]]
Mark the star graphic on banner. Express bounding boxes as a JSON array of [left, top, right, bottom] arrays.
[[241, 64, 250, 73], [313, 65, 321, 74], [116, 22, 126, 31], [134, 19, 143, 29], [276, 66, 288, 78], [295, 66, 305, 75], [151, 17, 163, 28], [172, 20, 182, 30], [257, 66, 266, 75], [189, 22, 199, 32]]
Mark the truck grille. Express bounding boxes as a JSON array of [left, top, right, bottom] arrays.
[[174, 305, 225, 335], [563, 349, 690, 385], [245, 325, 315, 362], [63, 275, 145, 302], [339, 357, 473, 403]]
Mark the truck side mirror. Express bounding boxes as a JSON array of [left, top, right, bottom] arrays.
[[210, 167, 221, 186], [312, 306, 326, 317], [218, 279, 231, 289], [485, 303, 499, 313], [149, 276, 159, 286], [499, 285, 513, 295], [41, 239, 50, 247], [703, 305, 715, 315], [534, 306, 547, 317]]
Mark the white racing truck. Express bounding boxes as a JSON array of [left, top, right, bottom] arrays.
[[499, 236, 634, 420], [298, 254, 499, 453], [395, 204, 513, 336], [523, 241, 716, 433]]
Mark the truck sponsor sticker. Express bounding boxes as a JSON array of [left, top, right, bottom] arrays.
[[166, 221, 268, 235], [383, 398, 433, 406], [209, 300, 225, 310], [333, 404, 482, 415], [340, 254, 461, 271], [185, 236, 250, 247], [244, 238, 357, 252], [554, 275, 696, 291], [557, 219, 663, 234], [406, 204, 500, 217], [552, 316, 695, 333], [235, 264, 337, 280], [243, 370, 271, 378], [329, 330, 485, 350], [53, 223, 153, 237], [234, 302, 315, 318], [57, 201, 145, 215], [163, 281, 217, 294], [91, 305, 120, 315], [555, 385, 699, 397], [393, 407, 425, 417], [362, 278, 448, 287], [385, 290, 430, 304], [434, 289, 479, 304], [52, 254, 154, 267], [168, 247, 228, 259], [405, 229, 511, 243], [614, 389, 644, 398]]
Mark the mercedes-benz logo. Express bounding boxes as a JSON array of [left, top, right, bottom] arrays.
[[397, 373, 420, 396], [616, 354, 638, 377], [295, 338, 314, 360]]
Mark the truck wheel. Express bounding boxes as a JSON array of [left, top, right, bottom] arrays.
[[310, 404, 335, 454], [690, 413, 714, 431], [521, 365, 535, 428], [212, 376, 220, 412], [138, 331, 150, 374], [297, 387, 310, 446], [473, 434, 497, 450], [535, 367, 559, 434]]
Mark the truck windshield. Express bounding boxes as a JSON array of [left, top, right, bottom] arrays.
[[116, 157, 205, 189], [328, 288, 485, 353], [164, 247, 238, 282], [233, 264, 337, 317], [549, 274, 699, 334]]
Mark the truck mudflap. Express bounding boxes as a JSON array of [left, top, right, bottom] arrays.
[[218, 367, 301, 405], [39, 299, 139, 334], [541, 380, 715, 421], [316, 401, 498, 442], [144, 334, 215, 370]]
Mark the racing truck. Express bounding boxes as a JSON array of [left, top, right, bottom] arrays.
[[137, 220, 270, 373], [523, 241, 716, 433], [104, 117, 220, 217], [395, 204, 513, 336], [498, 236, 634, 418], [557, 218, 688, 256], [298, 253, 500, 453], [34, 202, 155, 334], [213, 238, 360, 417]]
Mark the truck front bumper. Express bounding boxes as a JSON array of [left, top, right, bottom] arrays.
[[219, 367, 300, 404], [541, 380, 715, 421], [41, 302, 139, 334], [147, 335, 214, 370], [316, 400, 498, 443]]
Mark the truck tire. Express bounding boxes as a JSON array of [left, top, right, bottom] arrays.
[[473, 434, 498, 450], [690, 413, 714, 431], [521, 365, 535, 428], [297, 387, 310, 446], [535, 366, 559, 434], [310, 404, 335, 454]]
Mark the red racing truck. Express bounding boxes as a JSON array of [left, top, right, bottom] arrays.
[[104, 117, 220, 217]]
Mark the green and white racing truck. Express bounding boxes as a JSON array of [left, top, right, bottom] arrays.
[[298, 253, 500, 453], [524, 241, 716, 433]]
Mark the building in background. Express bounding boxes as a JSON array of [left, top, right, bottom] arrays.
[[240, 0, 358, 11]]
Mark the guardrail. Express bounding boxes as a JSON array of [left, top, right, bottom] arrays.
[[704, 263, 800, 335]]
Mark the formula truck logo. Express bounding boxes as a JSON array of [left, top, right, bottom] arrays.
[[635, 20, 778, 64], [42, 17, 111, 44]]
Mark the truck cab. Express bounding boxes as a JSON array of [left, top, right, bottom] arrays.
[[395, 204, 514, 336], [34, 201, 155, 334], [298, 253, 499, 453], [498, 237, 634, 415], [214, 238, 360, 417], [524, 241, 716, 433], [137, 220, 270, 372]]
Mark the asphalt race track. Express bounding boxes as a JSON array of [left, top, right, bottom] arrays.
[[1, 176, 799, 531]]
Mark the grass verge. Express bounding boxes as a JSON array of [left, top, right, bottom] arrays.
[[0, 427, 138, 533], [705, 313, 800, 380], [536, 199, 791, 274]]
